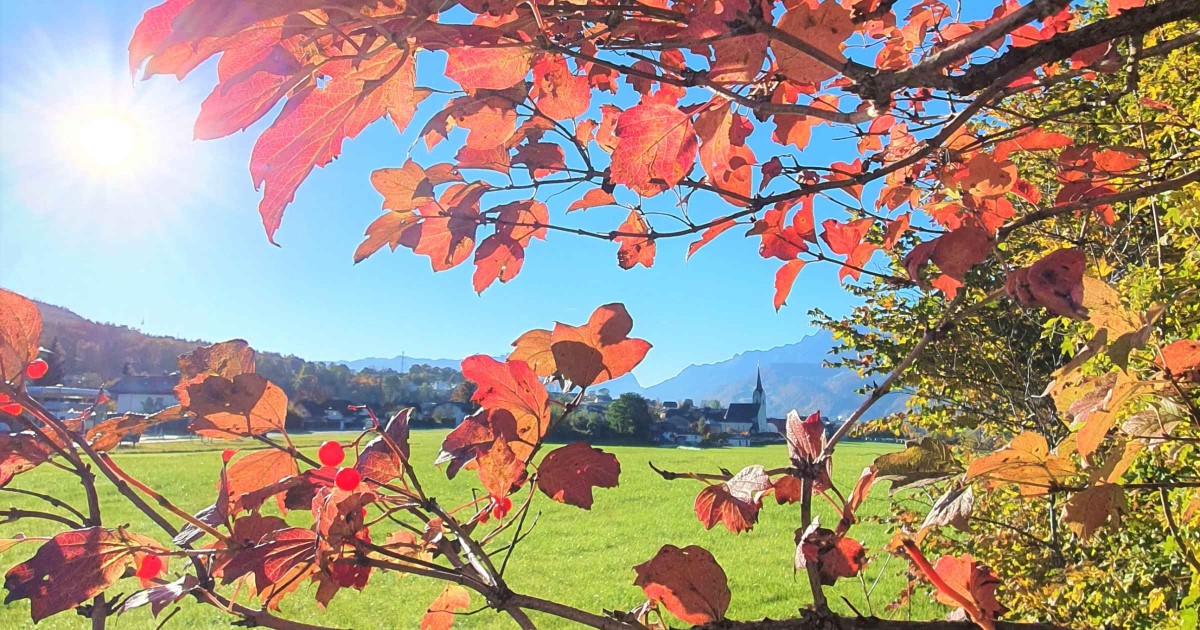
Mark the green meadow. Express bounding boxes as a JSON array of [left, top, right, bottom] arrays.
[[0, 431, 944, 628]]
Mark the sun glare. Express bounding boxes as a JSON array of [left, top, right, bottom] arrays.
[[60, 110, 150, 176]]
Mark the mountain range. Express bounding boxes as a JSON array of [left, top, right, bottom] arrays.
[[335, 330, 905, 420]]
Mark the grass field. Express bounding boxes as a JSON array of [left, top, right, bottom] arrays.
[[0, 431, 944, 628]]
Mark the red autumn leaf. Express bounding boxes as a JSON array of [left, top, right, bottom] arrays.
[[882, 213, 911, 250], [532, 55, 590, 120], [536, 442, 621, 509], [687, 218, 738, 260], [929, 554, 1008, 624], [195, 41, 303, 140], [248, 48, 419, 242], [461, 355, 550, 461], [227, 448, 299, 514], [434, 409, 496, 479], [1109, 0, 1145, 16], [633, 545, 730, 625], [785, 410, 825, 464], [595, 104, 622, 153], [402, 183, 488, 272], [444, 40, 533, 92], [1005, 248, 1088, 320], [751, 204, 808, 261], [795, 519, 866, 585], [182, 373, 288, 438], [1092, 147, 1144, 173], [219, 527, 317, 592], [694, 101, 755, 202], [355, 408, 413, 483], [820, 218, 874, 257], [1156, 339, 1200, 381], [903, 226, 993, 295], [774, 259, 807, 311], [694, 465, 772, 533], [472, 235, 525, 294], [610, 102, 698, 196], [993, 129, 1073, 160], [0, 432, 55, 488], [773, 474, 802, 504], [836, 467, 878, 535], [421, 583, 471, 630], [615, 211, 656, 269], [0, 288, 42, 383], [774, 1, 854, 85], [548, 303, 652, 388], [4, 527, 162, 622], [567, 189, 617, 213]]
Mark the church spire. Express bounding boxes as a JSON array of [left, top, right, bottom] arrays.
[[755, 366, 763, 393]]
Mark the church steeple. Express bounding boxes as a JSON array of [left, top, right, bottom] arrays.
[[753, 367, 766, 432]]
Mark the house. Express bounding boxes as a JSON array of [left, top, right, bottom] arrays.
[[429, 401, 471, 426], [26, 385, 104, 421], [107, 375, 178, 415]]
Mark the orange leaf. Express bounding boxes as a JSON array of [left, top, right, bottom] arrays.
[[0, 288, 43, 383], [567, 189, 617, 213], [773, 260, 806, 311], [445, 41, 532, 92], [471, 235, 525, 294], [550, 304, 652, 388], [1063, 483, 1125, 539], [183, 374, 288, 439], [532, 55, 590, 120], [461, 355, 550, 461], [694, 465, 771, 533], [615, 212, 656, 269], [1156, 339, 1200, 381], [420, 584, 470, 630], [633, 545, 730, 625], [774, 2, 853, 85], [965, 432, 1074, 495]]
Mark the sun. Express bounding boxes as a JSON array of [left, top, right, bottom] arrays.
[[58, 109, 152, 177]]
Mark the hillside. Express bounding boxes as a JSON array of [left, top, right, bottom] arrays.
[[28, 301, 464, 408]]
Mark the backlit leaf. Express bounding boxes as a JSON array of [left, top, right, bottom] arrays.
[[633, 545, 730, 625]]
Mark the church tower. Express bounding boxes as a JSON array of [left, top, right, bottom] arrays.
[[753, 368, 767, 432]]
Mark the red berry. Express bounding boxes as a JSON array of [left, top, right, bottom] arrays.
[[318, 440, 345, 467], [221, 449, 237, 464], [478, 511, 490, 524], [136, 554, 164, 580], [491, 504, 505, 520], [334, 467, 361, 491], [0, 402, 22, 416], [24, 359, 48, 380], [499, 496, 513, 512]]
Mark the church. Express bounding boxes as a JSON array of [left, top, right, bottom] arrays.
[[711, 369, 771, 434]]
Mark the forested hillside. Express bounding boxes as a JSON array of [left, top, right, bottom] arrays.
[[32, 300, 465, 407]]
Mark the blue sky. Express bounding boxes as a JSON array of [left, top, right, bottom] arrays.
[[0, 0, 870, 386]]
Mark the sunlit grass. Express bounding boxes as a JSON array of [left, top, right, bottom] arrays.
[[0, 431, 944, 628]]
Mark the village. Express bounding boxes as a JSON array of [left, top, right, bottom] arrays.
[[17, 367, 821, 448]]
